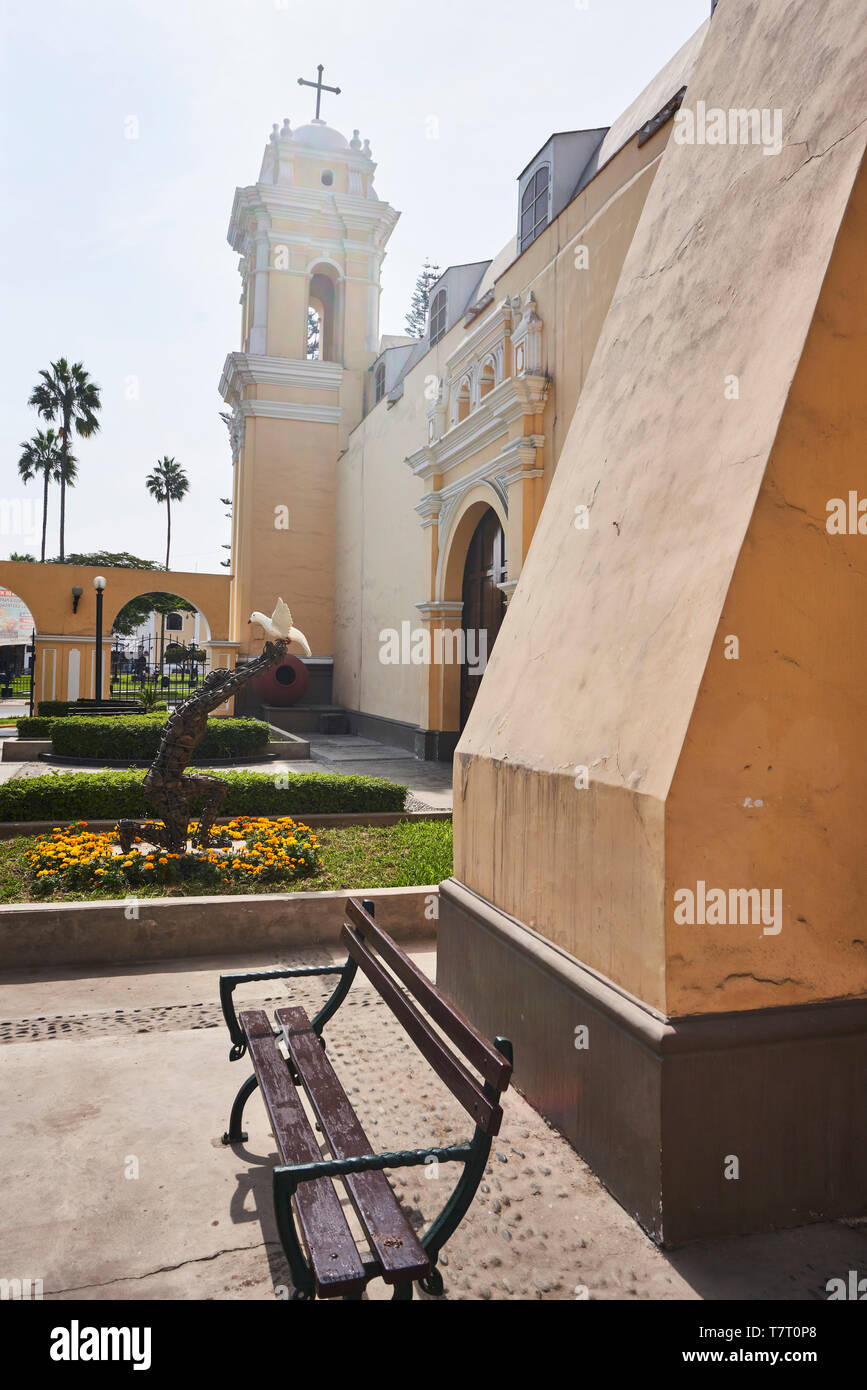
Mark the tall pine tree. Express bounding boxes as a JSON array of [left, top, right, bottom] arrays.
[[405, 259, 441, 338]]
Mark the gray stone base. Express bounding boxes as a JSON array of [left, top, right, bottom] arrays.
[[345, 709, 458, 762], [436, 878, 867, 1246]]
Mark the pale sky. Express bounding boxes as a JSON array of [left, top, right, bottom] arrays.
[[0, 0, 709, 590]]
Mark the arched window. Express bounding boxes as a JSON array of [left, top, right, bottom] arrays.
[[166, 612, 183, 632], [479, 360, 496, 399], [520, 165, 550, 252], [308, 266, 338, 361], [429, 289, 447, 346], [456, 378, 471, 424], [374, 361, 386, 404]]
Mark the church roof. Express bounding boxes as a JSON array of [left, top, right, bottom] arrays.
[[585, 18, 710, 179]]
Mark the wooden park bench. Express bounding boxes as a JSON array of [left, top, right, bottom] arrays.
[[67, 698, 145, 716], [219, 896, 513, 1301]]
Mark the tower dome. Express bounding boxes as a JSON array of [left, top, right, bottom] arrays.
[[292, 119, 350, 151]]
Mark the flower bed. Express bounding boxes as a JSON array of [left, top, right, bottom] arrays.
[[0, 818, 452, 903], [26, 817, 322, 897]]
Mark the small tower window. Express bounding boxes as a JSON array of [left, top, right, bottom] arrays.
[[520, 165, 550, 251], [479, 360, 496, 399], [456, 378, 471, 423], [374, 361, 386, 404], [166, 612, 183, 632], [429, 289, 447, 346], [321, 169, 334, 187]]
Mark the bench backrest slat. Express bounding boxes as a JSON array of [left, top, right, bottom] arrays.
[[345, 897, 511, 1091], [340, 922, 503, 1136]]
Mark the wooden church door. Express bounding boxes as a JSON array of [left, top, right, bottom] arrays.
[[460, 509, 507, 729]]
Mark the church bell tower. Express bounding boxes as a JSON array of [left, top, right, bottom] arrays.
[[221, 71, 399, 657]]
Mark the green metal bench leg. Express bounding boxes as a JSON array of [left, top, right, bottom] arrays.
[[418, 1036, 513, 1297], [222, 1072, 258, 1145], [273, 1170, 315, 1301]]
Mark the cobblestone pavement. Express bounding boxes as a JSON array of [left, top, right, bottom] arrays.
[[1, 944, 863, 1302]]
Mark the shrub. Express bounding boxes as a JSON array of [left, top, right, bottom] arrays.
[[0, 769, 407, 822], [16, 717, 55, 739], [48, 715, 270, 761]]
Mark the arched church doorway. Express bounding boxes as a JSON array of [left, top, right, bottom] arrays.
[[460, 509, 507, 729]]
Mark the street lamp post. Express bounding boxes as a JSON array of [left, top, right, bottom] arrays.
[[93, 576, 106, 702]]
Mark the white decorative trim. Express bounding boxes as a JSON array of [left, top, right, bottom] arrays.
[[239, 399, 341, 425], [228, 184, 399, 257], [305, 254, 344, 279], [444, 297, 514, 377], [406, 375, 534, 481], [220, 352, 343, 397], [66, 647, 80, 701], [511, 290, 544, 377], [416, 600, 464, 620]]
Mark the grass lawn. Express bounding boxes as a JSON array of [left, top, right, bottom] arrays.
[[0, 819, 453, 903]]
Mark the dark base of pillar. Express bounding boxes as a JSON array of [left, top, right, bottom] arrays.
[[437, 878, 867, 1246]]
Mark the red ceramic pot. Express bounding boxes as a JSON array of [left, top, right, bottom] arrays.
[[252, 655, 311, 706]]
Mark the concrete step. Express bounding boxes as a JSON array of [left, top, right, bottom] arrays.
[[263, 705, 349, 736]]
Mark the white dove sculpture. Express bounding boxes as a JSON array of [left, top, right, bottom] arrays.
[[249, 598, 312, 656]]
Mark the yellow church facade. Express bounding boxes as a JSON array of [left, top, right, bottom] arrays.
[[221, 25, 708, 756]]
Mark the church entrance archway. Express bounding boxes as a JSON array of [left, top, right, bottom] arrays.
[[460, 508, 506, 729]]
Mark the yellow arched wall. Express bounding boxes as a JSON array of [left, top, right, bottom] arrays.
[[438, 486, 508, 603], [0, 561, 233, 708]]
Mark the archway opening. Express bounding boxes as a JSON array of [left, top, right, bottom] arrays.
[[0, 586, 35, 703], [308, 266, 338, 362], [460, 509, 507, 729], [110, 591, 211, 703]]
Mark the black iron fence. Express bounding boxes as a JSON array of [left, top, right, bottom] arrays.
[[110, 635, 208, 705]]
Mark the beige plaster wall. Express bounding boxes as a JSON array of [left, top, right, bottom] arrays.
[[666, 155, 867, 1014], [333, 119, 670, 731], [452, 0, 867, 1013], [232, 415, 337, 656], [334, 373, 428, 726]]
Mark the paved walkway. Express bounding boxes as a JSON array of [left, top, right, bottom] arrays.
[[0, 732, 454, 810], [1, 942, 863, 1301]]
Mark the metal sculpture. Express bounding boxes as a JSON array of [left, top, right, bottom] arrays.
[[116, 600, 310, 855]]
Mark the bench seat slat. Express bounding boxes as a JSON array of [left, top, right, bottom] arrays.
[[276, 1006, 430, 1284], [238, 1009, 366, 1298]]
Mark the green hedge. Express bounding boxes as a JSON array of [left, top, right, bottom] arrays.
[[0, 769, 407, 822], [36, 701, 74, 717], [47, 715, 270, 761], [16, 717, 55, 739]]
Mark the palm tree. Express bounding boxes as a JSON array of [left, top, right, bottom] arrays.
[[146, 457, 190, 674], [28, 359, 101, 561], [17, 429, 69, 562], [146, 456, 189, 570]]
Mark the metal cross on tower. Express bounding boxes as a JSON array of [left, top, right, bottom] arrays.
[[297, 64, 341, 121]]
